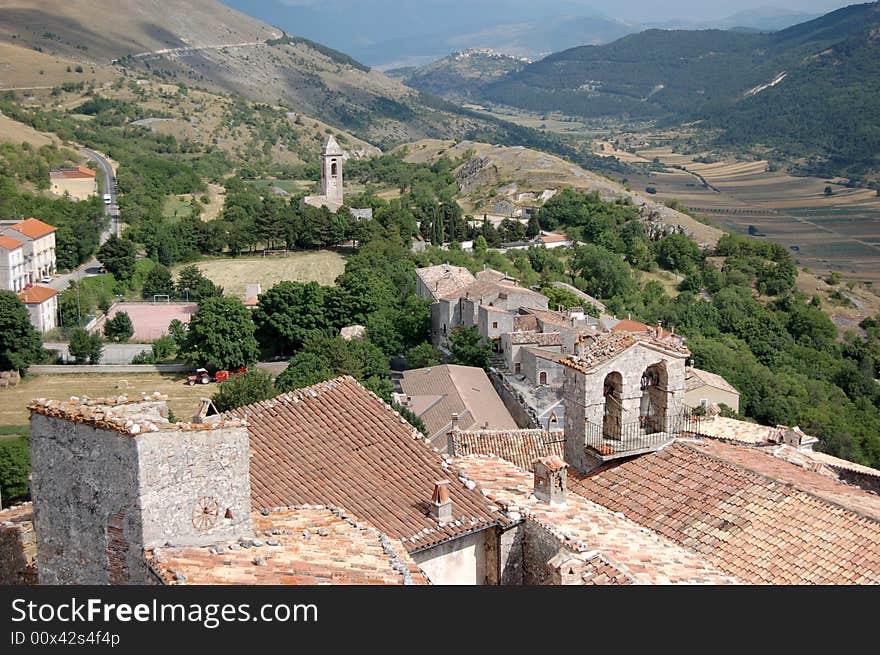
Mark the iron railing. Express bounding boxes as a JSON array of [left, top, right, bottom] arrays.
[[583, 410, 701, 457]]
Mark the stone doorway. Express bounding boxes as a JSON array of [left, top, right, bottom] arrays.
[[602, 372, 623, 439], [639, 362, 668, 433]]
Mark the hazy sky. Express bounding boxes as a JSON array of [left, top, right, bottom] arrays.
[[276, 0, 855, 23]]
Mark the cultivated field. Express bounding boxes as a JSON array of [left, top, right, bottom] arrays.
[[632, 146, 880, 285], [0, 373, 212, 426], [171, 250, 346, 298]]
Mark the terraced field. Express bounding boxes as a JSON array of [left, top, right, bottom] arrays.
[[633, 146, 880, 285]]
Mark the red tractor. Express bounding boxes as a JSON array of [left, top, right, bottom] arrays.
[[186, 368, 211, 385]]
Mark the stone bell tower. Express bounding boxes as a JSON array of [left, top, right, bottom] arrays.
[[320, 135, 344, 205]]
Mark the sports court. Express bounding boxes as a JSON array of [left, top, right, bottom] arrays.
[[91, 301, 198, 342]]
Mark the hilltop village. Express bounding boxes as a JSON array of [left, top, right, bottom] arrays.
[[2, 138, 879, 586]]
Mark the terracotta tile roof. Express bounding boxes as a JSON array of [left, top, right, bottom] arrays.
[[513, 314, 538, 331], [692, 415, 781, 445], [539, 232, 570, 244], [507, 330, 562, 346], [226, 376, 504, 552], [522, 347, 567, 363], [0, 502, 33, 524], [550, 550, 635, 585], [146, 506, 430, 585], [785, 448, 880, 479], [7, 218, 56, 240], [573, 439, 880, 584], [451, 429, 564, 471], [17, 285, 58, 304], [610, 318, 649, 333], [28, 393, 245, 436], [243, 296, 259, 307], [455, 455, 737, 584], [50, 166, 96, 179], [0, 235, 23, 251], [563, 332, 689, 373], [417, 264, 475, 301], [685, 367, 740, 395], [400, 365, 517, 443]]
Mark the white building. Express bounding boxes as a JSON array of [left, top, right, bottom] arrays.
[[18, 285, 59, 333], [0, 235, 27, 292], [1, 218, 57, 285]]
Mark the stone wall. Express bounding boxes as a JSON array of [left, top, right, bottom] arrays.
[[489, 370, 540, 429], [498, 524, 524, 585], [136, 428, 252, 548], [521, 520, 565, 585], [30, 413, 252, 584], [0, 505, 37, 585]]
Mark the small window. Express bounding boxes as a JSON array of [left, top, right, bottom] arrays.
[[515, 363, 521, 374], [331, 161, 338, 176], [492, 321, 498, 329], [540, 371, 548, 385]]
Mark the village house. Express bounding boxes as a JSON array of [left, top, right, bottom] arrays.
[[49, 166, 98, 201], [1, 217, 57, 285], [397, 364, 518, 449], [415, 264, 549, 347], [684, 363, 741, 412], [17, 285, 59, 333], [0, 235, 27, 292]]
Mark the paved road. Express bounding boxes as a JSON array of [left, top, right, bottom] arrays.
[[49, 147, 119, 292]]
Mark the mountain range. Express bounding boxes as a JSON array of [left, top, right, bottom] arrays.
[[404, 2, 880, 181], [220, 0, 821, 68]]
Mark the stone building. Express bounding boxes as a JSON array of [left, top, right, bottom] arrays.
[[684, 364, 741, 412], [28, 394, 252, 584], [562, 330, 690, 474], [49, 166, 97, 201], [397, 364, 518, 448], [303, 135, 345, 212]]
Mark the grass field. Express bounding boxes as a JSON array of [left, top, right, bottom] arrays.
[[171, 250, 346, 298], [0, 373, 213, 426]]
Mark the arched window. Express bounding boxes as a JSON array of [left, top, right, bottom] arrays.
[[331, 161, 338, 176], [539, 371, 548, 385]]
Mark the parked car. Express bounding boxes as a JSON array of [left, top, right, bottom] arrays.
[[40, 275, 53, 284], [103, 193, 112, 205]]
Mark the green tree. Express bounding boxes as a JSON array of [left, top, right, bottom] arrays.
[[68, 327, 103, 364], [96, 235, 137, 282], [571, 244, 635, 299], [406, 343, 442, 369], [176, 265, 223, 301], [0, 435, 29, 507], [142, 263, 174, 299], [656, 234, 702, 274], [449, 327, 492, 370], [181, 297, 259, 369], [103, 311, 133, 343], [275, 352, 334, 392], [252, 281, 327, 356], [0, 291, 43, 373], [526, 213, 541, 238], [211, 369, 277, 412]]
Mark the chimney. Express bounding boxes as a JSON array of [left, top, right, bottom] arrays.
[[430, 480, 453, 524], [533, 456, 567, 505], [451, 413, 460, 432]]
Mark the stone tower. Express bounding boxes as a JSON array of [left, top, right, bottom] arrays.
[[320, 135, 344, 205], [28, 396, 253, 584]]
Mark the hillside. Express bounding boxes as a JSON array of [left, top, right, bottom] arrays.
[[476, 2, 880, 181], [398, 50, 529, 102], [0, 0, 547, 150], [398, 138, 722, 245]]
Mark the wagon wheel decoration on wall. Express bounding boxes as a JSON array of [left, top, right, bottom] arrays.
[[191, 496, 219, 531]]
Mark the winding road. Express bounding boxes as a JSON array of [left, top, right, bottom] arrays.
[[48, 147, 119, 292]]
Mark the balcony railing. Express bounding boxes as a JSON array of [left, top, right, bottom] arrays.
[[583, 410, 701, 459]]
